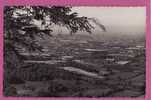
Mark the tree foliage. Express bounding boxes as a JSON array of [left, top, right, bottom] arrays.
[[4, 6, 107, 53], [4, 6, 95, 52]]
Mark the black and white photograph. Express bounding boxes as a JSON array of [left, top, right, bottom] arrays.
[[4, 6, 146, 97]]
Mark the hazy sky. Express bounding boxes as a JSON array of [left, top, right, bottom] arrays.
[[72, 7, 146, 34]]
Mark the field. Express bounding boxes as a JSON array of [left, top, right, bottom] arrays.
[[4, 34, 145, 97]]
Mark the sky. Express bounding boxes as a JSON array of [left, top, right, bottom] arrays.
[[72, 7, 146, 34]]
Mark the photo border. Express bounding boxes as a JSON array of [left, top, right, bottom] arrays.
[[0, 0, 150, 100]]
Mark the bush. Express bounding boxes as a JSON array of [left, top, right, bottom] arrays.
[[8, 76, 25, 84], [48, 81, 68, 96], [4, 86, 17, 96]]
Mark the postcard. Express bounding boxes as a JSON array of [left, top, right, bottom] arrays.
[[0, 0, 150, 100]]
